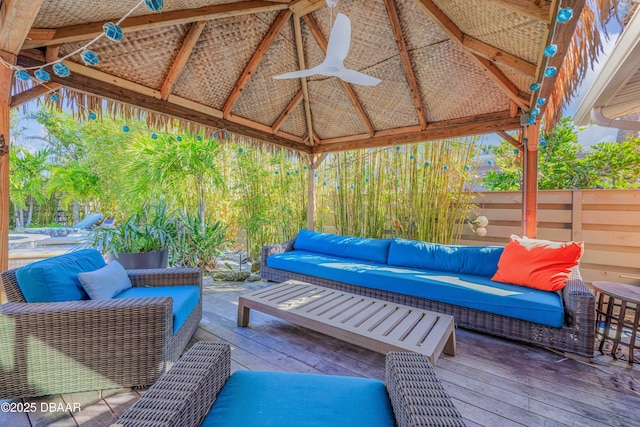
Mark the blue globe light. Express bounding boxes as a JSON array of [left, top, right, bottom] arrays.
[[145, 0, 164, 12], [514, 149, 520, 154], [395, 146, 400, 151], [528, 116, 536, 125], [50, 93, 60, 102], [529, 82, 541, 91], [34, 68, 50, 82], [88, 112, 97, 120], [286, 171, 290, 176], [53, 63, 70, 77], [225, 132, 230, 139], [544, 66, 557, 78], [365, 177, 369, 183], [350, 185, 354, 189], [103, 22, 123, 41], [197, 135, 202, 141], [323, 181, 327, 186], [487, 160, 493, 166], [409, 155, 414, 160], [238, 148, 243, 153], [15, 69, 30, 81], [443, 165, 448, 170], [540, 139, 547, 147], [543, 44, 558, 57], [123, 125, 130, 132], [424, 162, 430, 167], [213, 133, 218, 139], [81, 50, 99, 66], [151, 133, 158, 140], [557, 7, 574, 23], [275, 170, 279, 175], [303, 165, 307, 170], [536, 98, 546, 106], [314, 173, 318, 178], [464, 165, 470, 171], [531, 107, 540, 116], [176, 136, 182, 141], [337, 185, 341, 190]]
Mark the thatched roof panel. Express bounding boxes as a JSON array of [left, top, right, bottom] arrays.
[[172, 11, 280, 109], [412, 40, 508, 122], [232, 19, 300, 127], [395, 0, 448, 50], [309, 79, 369, 138], [279, 102, 308, 137]]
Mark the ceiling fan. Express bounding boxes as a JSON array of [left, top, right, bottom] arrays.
[[273, 12, 381, 86]]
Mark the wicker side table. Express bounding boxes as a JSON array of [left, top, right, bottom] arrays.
[[593, 281, 640, 363]]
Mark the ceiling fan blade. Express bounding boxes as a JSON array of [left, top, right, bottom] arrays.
[[273, 66, 321, 80], [326, 13, 351, 62], [338, 69, 381, 86]]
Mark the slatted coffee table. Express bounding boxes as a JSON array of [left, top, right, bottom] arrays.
[[238, 280, 455, 364]]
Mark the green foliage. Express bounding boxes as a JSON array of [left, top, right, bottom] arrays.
[[89, 200, 176, 255], [9, 146, 50, 227], [318, 139, 479, 244], [483, 118, 640, 191], [172, 213, 229, 271]]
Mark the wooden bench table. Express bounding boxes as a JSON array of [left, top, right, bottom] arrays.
[[238, 280, 456, 364]]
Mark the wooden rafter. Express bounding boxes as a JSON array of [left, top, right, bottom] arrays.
[[486, 0, 550, 21], [529, 0, 586, 117], [383, 0, 427, 130], [314, 112, 521, 153], [496, 130, 521, 148], [45, 45, 60, 63], [222, 9, 293, 118], [462, 36, 536, 77], [161, 21, 206, 101], [289, 0, 325, 16], [23, 1, 290, 49], [17, 55, 310, 154], [293, 16, 315, 145], [302, 14, 375, 136], [10, 82, 62, 108], [272, 89, 303, 132], [0, 0, 46, 53], [412, 0, 530, 111]]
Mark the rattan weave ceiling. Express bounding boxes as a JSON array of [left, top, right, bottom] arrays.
[[9, 0, 589, 154]]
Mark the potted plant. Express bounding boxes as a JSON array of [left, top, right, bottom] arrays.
[[89, 202, 176, 269]]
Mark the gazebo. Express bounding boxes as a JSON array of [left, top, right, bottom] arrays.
[[0, 0, 610, 275]]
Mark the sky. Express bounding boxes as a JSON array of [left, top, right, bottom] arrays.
[[15, 19, 625, 151]]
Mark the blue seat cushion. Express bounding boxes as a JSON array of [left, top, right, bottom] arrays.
[[203, 370, 395, 427], [267, 251, 564, 328], [388, 238, 504, 278], [16, 248, 106, 302], [115, 286, 200, 334], [294, 229, 391, 264]]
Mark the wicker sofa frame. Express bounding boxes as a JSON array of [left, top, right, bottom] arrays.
[[0, 267, 202, 399], [115, 341, 466, 427], [261, 237, 596, 358]]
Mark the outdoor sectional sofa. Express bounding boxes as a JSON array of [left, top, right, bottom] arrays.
[[261, 230, 595, 358], [0, 249, 202, 399]]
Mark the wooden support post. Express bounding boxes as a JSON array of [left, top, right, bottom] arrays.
[[0, 51, 15, 301], [522, 120, 540, 238]]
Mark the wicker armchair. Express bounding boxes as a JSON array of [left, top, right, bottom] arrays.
[[115, 342, 466, 427], [0, 267, 202, 399]]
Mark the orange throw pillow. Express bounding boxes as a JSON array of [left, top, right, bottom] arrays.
[[492, 235, 584, 292]]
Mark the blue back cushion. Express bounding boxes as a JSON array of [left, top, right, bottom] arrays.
[[16, 249, 106, 302], [115, 285, 200, 334], [203, 370, 395, 427], [293, 229, 390, 264], [387, 238, 504, 278]]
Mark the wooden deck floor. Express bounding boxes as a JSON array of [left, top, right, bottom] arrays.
[[2, 277, 640, 426]]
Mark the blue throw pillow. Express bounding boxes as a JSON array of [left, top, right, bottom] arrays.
[[387, 238, 504, 278], [293, 229, 390, 264], [15, 248, 106, 302], [78, 260, 132, 299]]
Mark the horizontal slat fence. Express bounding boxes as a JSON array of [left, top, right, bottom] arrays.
[[462, 190, 640, 285]]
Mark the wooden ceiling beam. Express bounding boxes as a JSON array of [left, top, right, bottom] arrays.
[[23, 1, 289, 49], [222, 9, 293, 118], [412, 0, 530, 111], [383, 0, 427, 130], [314, 112, 521, 153], [293, 16, 315, 145], [10, 82, 62, 108], [272, 89, 303, 132], [289, 0, 325, 16], [161, 21, 206, 101], [303, 14, 375, 136], [17, 55, 310, 154], [485, 0, 550, 21], [462, 36, 536, 77], [45, 45, 60, 63]]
